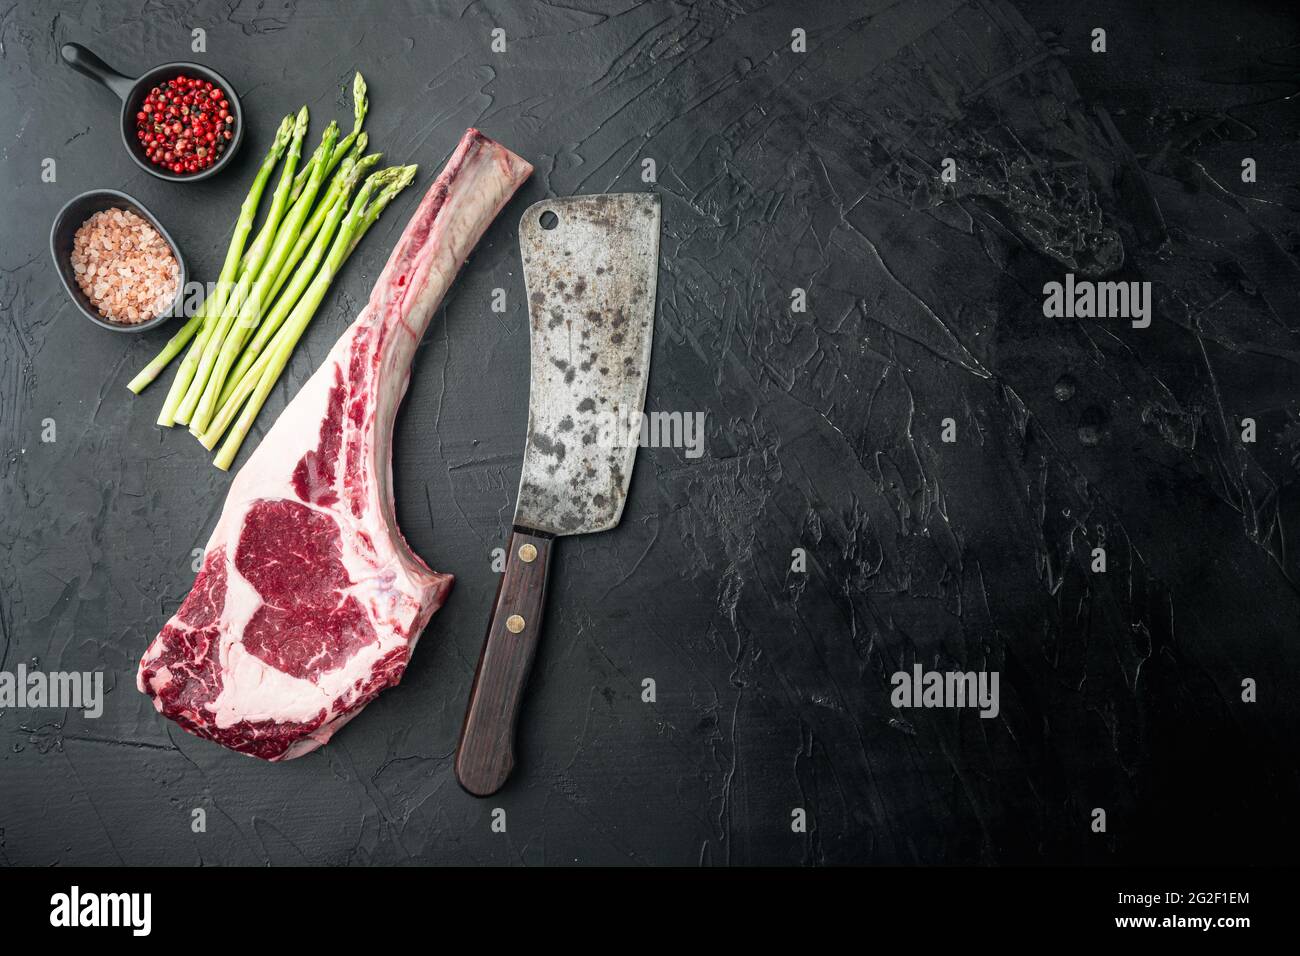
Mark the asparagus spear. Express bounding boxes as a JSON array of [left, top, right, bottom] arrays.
[[203, 167, 406, 448], [231, 130, 366, 281], [237, 122, 333, 276], [216, 152, 378, 410], [142, 115, 293, 412], [210, 166, 416, 470], [189, 120, 340, 435], [242, 141, 361, 350], [290, 73, 367, 203], [126, 296, 211, 396], [198, 190, 353, 448], [175, 106, 310, 427], [263, 141, 375, 313]]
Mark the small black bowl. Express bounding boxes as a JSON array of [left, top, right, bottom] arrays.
[[61, 42, 244, 183], [50, 189, 189, 333]]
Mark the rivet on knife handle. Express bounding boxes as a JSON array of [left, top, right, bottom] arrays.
[[455, 528, 553, 796]]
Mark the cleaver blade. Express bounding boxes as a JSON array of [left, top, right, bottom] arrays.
[[514, 193, 661, 535], [456, 193, 660, 797]]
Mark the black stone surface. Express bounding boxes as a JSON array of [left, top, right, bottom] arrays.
[[1, 0, 1298, 866]]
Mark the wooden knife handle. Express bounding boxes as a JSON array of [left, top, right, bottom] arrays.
[[456, 528, 554, 796]]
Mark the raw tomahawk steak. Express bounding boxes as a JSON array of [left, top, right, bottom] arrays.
[[138, 130, 533, 760]]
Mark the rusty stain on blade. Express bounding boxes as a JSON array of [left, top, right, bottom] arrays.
[[514, 194, 661, 537]]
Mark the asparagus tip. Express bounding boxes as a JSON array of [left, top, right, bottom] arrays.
[[268, 114, 295, 152], [362, 168, 395, 190]]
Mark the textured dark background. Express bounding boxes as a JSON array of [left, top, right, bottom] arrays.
[[2, 0, 1298, 866]]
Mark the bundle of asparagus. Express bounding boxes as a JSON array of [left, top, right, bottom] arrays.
[[127, 73, 418, 470]]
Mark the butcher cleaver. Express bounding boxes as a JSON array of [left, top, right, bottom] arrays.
[[456, 193, 661, 796]]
